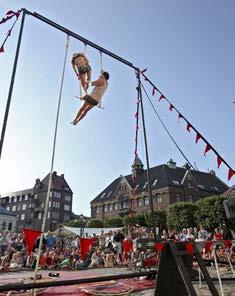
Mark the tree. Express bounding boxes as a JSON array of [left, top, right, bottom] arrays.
[[167, 202, 198, 231], [86, 219, 104, 228], [65, 219, 86, 227], [145, 210, 167, 234], [196, 195, 232, 231], [104, 217, 124, 227]]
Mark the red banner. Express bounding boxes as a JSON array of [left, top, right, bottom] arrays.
[[80, 238, 97, 259], [23, 228, 42, 255]]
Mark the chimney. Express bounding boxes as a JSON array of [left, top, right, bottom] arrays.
[[209, 170, 216, 176], [61, 174, 64, 178]]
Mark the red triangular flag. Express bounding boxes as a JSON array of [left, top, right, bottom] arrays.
[[204, 143, 212, 155], [217, 155, 222, 169], [169, 104, 174, 111], [152, 87, 156, 96], [178, 113, 183, 123], [195, 132, 201, 144], [6, 10, 15, 16], [0, 46, 4, 53], [23, 228, 42, 255], [141, 68, 147, 74], [186, 122, 192, 132], [228, 168, 234, 181], [134, 112, 138, 118], [159, 94, 165, 102]]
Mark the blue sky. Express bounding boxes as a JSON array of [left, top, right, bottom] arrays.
[[0, 0, 235, 216]]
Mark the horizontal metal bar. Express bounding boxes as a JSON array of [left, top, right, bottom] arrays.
[[24, 9, 138, 71], [0, 270, 157, 291]]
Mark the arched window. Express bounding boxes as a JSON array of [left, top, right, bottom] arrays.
[[144, 196, 150, 206], [108, 204, 113, 212], [155, 193, 162, 203], [114, 203, 118, 211], [137, 198, 143, 207], [104, 205, 108, 212]]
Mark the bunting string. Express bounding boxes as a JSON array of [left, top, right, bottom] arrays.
[[0, 10, 22, 53], [140, 70, 235, 181]]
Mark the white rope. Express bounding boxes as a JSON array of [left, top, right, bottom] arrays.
[[212, 245, 225, 296], [79, 43, 87, 98], [32, 34, 70, 294], [98, 51, 103, 108]]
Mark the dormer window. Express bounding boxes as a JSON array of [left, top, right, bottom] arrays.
[[172, 180, 180, 185], [198, 184, 205, 190], [101, 193, 106, 199], [152, 179, 158, 186], [143, 182, 148, 189]]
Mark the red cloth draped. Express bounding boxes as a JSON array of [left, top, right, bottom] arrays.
[[123, 240, 133, 253], [80, 238, 97, 259], [204, 241, 212, 254], [155, 243, 164, 252], [23, 228, 42, 255], [185, 242, 193, 256]]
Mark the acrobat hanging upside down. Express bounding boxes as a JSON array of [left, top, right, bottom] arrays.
[[71, 71, 109, 125]]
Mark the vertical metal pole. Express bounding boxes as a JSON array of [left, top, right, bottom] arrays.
[[137, 70, 157, 242], [0, 9, 26, 161]]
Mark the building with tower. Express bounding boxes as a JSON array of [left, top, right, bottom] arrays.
[[0, 171, 73, 232], [90, 157, 229, 220]]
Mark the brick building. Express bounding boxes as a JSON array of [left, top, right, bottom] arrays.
[[0, 171, 73, 232], [0, 206, 17, 232], [90, 157, 228, 220]]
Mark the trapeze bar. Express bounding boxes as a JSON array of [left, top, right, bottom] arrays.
[[0, 270, 157, 292], [23, 9, 138, 71]]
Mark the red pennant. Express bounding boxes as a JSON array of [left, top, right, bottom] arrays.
[[159, 94, 165, 102], [15, 11, 21, 19], [169, 104, 174, 111], [186, 122, 192, 132], [204, 143, 212, 155], [178, 113, 183, 123], [141, 68, 147, 74], [195, 132, 201, 144], [228, 168, 234, 181], [217, 155, 222, 169], [134, 112, 138, 118], [152, 87, 156, 96], [23, 228, 42, 255], [6, 10, 15, 16], [0, 46, 4, 53], [185, 242, 194, 256]]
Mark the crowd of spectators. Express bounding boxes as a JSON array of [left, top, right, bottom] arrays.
[[0, 225, 234, 272]]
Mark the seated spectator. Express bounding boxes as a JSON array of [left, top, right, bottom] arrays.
[[26, 251, 36, 269], [9, 251, 23, 270], [186, 228, 195, 241], [197, 225, 208, 242], [0, 253, 10, 271], [104, 249, 115, 268], [213, 228, 223, 241], [88, 248, 103, 268]]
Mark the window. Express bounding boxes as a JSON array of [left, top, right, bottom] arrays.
[[172, 180, 180, 185], [186, 180, 193, 188], [49, 201, 51, 208], [156, 194, 162, 203], [54, 191, 61, 198], [152, 179, 158, 186], [65, 195, 71, 202], [108, 204, 113, 212], [8, 222, 12, 231], [14, 196, 17, 202], [114, 203, 118, 211], [47, 212, 51, 218], [21, 214, 25, 220], [188, 195, 193, 202], [38, 212, 42, 219], [100, 193, 106, 199], [135, 184, 139, 191], [176, 193, 181, 202], [6, 206, 10, 211], [137, 198, 143, 207], [143, 182, 148, 189], [104, 205, 108, 212], [64, 205, 70, 211], [2, 222, 6, 230], [34, 194, 38, 199], [121, 201, 126, 210], [17, 205, 21, 211], [25, 195, 28, 201], [198, 184, 205, 190], [107, 191, 112, 197], [64, 214, 70, 221], [50, 191, 53, 197], [22, 204, 27, 211], [144, 196, 150, 206], [22, 195, 25, 201], [95, 206, 99, 213], [12, 205, 16, 212]]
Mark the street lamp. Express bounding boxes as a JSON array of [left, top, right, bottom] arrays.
[[78, 214, 86, 237]]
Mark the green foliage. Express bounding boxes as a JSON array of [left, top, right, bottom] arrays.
[[196, 195, 232, 231], [167, 202, 198, 231], [65, 219, 86, 227], [145, 210, 167, 228], [104, 217, 124, 227], [135, 213, 147, 226], [123, 215, 132, 226], [86, 219, 104, 228]]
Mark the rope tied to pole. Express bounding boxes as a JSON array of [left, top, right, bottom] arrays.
[[32, 34, 70, 293]]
